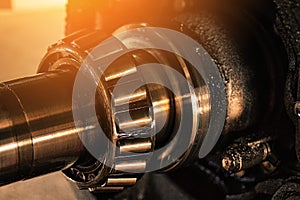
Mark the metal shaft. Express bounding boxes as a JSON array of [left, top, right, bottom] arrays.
[[0, 69, 84, 186]]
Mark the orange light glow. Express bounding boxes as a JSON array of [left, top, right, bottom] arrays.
[[13, 0, 67, 10]]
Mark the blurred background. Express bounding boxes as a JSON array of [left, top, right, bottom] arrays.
[[0, 0, 67, 10], [0, 0, 66, 81], [0, 1, 92, 199]]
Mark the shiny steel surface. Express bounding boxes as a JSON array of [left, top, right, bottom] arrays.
[[106, 178, 137, 186], [0, 22, 271, 192], [0, 0, 296, 199], [0, 69, 85, 186]]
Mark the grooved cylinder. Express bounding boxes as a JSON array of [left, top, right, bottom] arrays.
[[0, 69, 85, 186]]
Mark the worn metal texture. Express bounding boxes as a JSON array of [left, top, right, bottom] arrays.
[[274, 0, 300, 161]]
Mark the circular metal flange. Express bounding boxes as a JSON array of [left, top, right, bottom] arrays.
[[38, 24, 227, 191]]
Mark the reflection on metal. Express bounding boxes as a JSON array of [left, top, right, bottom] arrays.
[[0, 70, 85, 186], [107, 178, 137, 186], [115, 161, 147, 172], [117, 115, 153, 132], [119, 139, 152, 153], [89, 186, 124, 192], [0, 143, 18, 153], [113, 87, 147, 107], [32, 126, 93, 144], [104, 66, 137, 82], [0, 22, 270, 193], [222, 137, 272, 173], [294, 101, 300, 118]]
